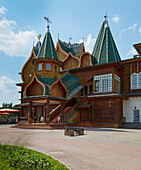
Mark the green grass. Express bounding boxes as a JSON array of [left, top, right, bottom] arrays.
[[0, 145, 69, 170]]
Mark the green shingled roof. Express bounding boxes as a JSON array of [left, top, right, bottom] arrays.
[[59, 40, 84, 58], [92, 19, 121, 64], [36, 73, 82, 99], [37, 76, 57, 95], [37, 31, 58, 60], [61, 73, 81, 94]]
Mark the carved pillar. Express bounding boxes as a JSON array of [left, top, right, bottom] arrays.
[[92, 100, 94, 122], [43, 104, 46, 123], [60, 103, 65, 123], [46, 100, 50, 124], [28, 101, 33, 123]]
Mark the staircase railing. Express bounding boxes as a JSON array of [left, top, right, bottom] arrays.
[[64, 97, 87, 124], [49, 104, 61, 121]]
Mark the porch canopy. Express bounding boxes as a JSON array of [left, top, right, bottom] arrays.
[[0, 108, 20, 113], [0, 112, 10, 115]]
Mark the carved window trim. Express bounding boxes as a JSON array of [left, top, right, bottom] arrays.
[[38, 63, 42, 71], [46, 63, 51, 70]]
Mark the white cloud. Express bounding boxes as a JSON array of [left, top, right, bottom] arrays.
[[119, 24, 137, 36], [112, 15, 119, 23], [78, 34, 96, 54], [0, 76, 18, 94], [126, 48, 137, 57], [0, 7, 37, 57], [0, 17, 37, 57], [139, 27, 141, 36], [0, 76, 20, 106], [0, 6, 7, 15]]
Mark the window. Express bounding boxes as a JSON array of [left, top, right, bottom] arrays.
[[131, 72, 141, 90], [46, 63, 51, 70], [38, 64, 42, 70], [131, 73, 138, 89], [85, 86, 88, 95], [89, 85, 93, 92], [94, 74, 112, 93], [55, 65, 57, 72], [114, 75, 120, 93], [138, 72, 141, 89], [103, 110, 109, 116], [81, 89, 83, 96]]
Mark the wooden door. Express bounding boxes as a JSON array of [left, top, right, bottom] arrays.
[[81, 109, 89, 122]]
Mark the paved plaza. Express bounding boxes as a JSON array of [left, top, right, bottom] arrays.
[[0, 125, 141, 170]]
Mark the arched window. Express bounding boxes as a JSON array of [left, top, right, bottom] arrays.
[[131, 73, 137, 89], [55, 65, 57, 72], [46, 63, 51, 70], [38, 64, 42, 70], [138, 72, 141, 89]]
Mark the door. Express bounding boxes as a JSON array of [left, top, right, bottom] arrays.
[[134, 110, 140, 123], [81, 109, 89, 122]]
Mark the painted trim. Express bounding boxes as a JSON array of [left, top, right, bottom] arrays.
[[24, 75, 46, 97], [50, 78, 68, 98]]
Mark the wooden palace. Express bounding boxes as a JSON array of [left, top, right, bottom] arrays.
[[16, 16, 141, 127]]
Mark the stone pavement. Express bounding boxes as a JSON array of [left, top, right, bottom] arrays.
[[0, 125, 141, 170]]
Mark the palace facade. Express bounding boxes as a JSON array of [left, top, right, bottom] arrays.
[[16, 17, 141, 127]]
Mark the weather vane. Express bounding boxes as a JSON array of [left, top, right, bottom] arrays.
[[44, 16, 52, 30], [104, 12, 108, 21]]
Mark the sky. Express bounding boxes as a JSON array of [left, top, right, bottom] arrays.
[[0, 0, 141, 107]]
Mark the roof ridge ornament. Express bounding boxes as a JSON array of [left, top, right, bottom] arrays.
[[104, 12, 108, 22], [69, 37, 72, 48], [37, 34, 42, 41], [44, 16, 52, 32]]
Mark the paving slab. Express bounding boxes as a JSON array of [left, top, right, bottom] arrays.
[[0, 125, 141, 170]]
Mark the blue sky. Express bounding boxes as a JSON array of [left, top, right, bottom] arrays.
[[0, 0, 141, 106]]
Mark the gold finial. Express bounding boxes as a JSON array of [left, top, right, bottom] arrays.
[[37, 34, 42, 41]]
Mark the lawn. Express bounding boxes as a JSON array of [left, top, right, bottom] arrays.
[[0, 145, 69, 170]]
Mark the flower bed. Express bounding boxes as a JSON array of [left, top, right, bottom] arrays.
[[0, 145, 69, 169]]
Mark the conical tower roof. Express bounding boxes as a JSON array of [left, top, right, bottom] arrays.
[[92, 17, 121, 64], [37, 30, 58, 60]]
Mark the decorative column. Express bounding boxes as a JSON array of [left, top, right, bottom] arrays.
[[43, 104, 46, 123], [60, 102, 65, 123], [46, 100, 50, 124], [28, 101, 33, 123], [92, 100, 95, 122]]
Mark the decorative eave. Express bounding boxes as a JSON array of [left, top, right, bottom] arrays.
[[24, 75, 46, 97], [62, 52, 80, 63], [16, 82, 28, 87], [120, 57, 141, 64], [21, 48, 37, 82], [61, 61, 124, 73], [133, 43, 141, 55], [87, 93, 127, 99], [78, 52, 92, 67], [56, 41, 82, 61], [22, 95, 67, 103], [50, 77, 68, 99]]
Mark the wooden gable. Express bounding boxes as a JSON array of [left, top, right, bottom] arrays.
[[21, 48, 37, 83]]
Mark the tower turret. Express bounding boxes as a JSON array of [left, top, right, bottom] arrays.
[[92, 15, 121, 64], [33, 17, 62, 78]]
